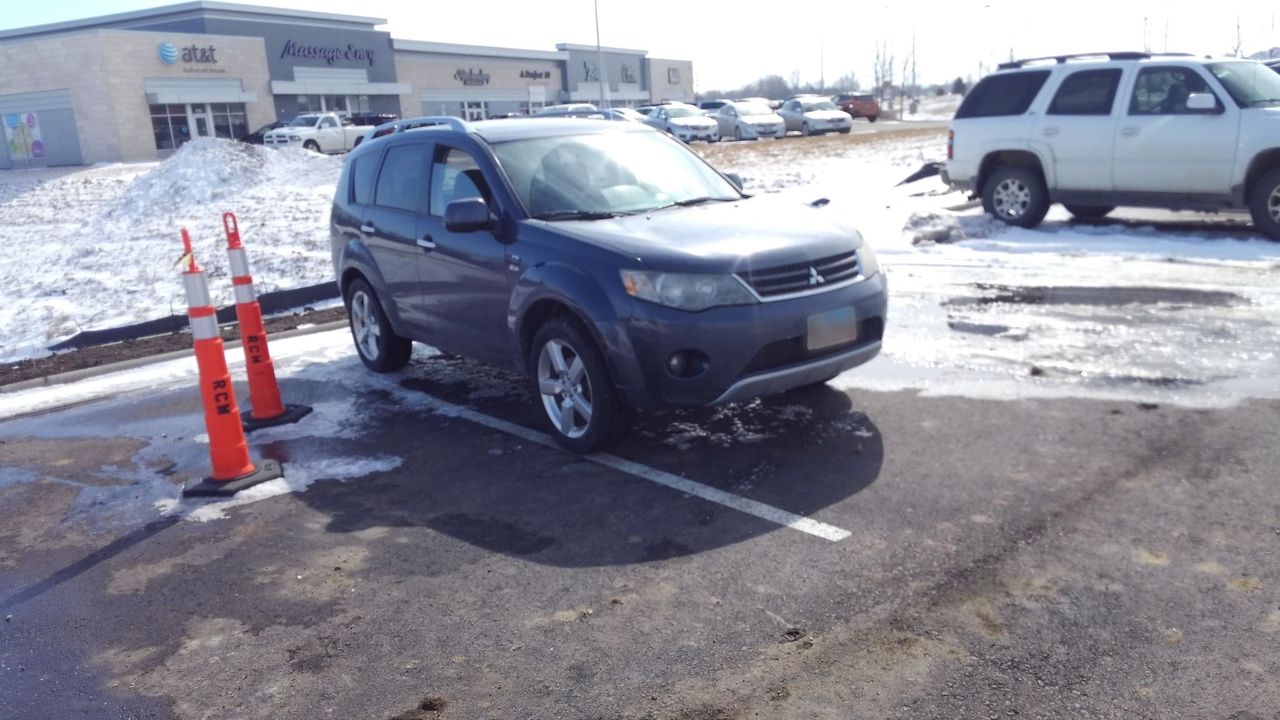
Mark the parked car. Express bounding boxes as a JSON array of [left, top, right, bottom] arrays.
[[833, 93, 881, 122], [604, 107, 648, 122], [644, 103, 720, 142], [698, 99, 733, 113], [778, 97, 853, 135], [264, 113, 375, 153], [533, 107, 607, 119], [713, 101, 786, 140], [238, 121, 287, 145], [943, 51, 1280, 238], [634, 105, 658, 116], [331, 117, 886, 452], [347, 113, 399, 127], [536, 103, 598, 115]]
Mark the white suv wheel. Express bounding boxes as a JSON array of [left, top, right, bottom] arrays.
[[992, 178, 1032, 219]]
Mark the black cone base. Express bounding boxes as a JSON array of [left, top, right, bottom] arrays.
[[182, 459, 283, 498], [241, 404, 313, 432]]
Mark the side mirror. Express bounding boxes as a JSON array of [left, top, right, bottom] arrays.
[[444, 198, 494, 233], [1186, 93, 1218, 112], [725, 172, 744, 192]]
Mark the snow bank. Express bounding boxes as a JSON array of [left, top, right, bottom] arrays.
[[0, 139, 341, 361]]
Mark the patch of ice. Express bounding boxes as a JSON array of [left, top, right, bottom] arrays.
[[156, 454, 403, 522]]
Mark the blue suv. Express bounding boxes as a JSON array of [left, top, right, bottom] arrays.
[[331, 117, 887, 452]]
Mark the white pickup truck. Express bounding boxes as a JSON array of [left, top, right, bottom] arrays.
[[263, 113, 374, 154]]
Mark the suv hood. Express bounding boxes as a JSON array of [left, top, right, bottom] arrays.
[[542, 193, 862, 274]]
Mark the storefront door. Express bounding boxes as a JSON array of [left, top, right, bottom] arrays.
[[189, 105, 213, 138]]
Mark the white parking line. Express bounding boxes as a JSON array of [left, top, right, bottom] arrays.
[[421, 394, 852, 543]]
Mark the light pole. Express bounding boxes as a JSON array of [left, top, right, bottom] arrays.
[[594, 0, 609, 108]]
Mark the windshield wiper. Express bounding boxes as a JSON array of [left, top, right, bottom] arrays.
[[646, 196, 734, 212], [1249, 98, 1280, 107], [531, 210, 625, 221]]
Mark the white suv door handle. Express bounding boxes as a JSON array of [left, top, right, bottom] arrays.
[[417, 236, 437, 250], [359, 222, 376, 233], [1041, 127, 1059, 137], [1121, 126, 1139, 137]]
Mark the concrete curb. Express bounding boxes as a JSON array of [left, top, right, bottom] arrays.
[[1, 321, 348, 394]]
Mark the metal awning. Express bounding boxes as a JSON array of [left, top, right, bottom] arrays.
[[144, 78, 257, 104]]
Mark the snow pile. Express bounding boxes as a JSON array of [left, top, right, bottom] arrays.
[[905, 211, 1000, 245], [0, 138, 342, 361]]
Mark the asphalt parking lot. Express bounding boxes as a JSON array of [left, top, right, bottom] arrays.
[[2, 333, 1277, 719]]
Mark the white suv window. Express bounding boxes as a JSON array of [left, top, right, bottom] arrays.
[[1129, 66, 1216, 115], [1048, 69, 1123, 115], [955, 70, 1052, 118]]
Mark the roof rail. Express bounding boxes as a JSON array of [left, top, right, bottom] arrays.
[[396, 116, 473, 134], [997, 51, 1193, 70]]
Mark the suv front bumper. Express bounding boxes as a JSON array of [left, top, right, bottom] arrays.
[[603, 272, 888, 409]]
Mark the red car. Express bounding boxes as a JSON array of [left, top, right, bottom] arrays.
[[833, 93, 880, 123]]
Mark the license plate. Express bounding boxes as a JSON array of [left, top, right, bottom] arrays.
[[807, 307, 858, 351]]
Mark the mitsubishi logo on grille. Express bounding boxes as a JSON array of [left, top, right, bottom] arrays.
[[808, 266, 826, 286]]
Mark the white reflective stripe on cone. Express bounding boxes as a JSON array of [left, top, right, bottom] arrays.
[[189, 314, 220, 340], [182, 273, 212, 308], [233, 283, 257, 304], [228, 248, 251, 277]]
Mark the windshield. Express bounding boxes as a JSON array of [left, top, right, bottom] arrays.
[[801, 100, 837, 111], [288, 115, 320, 127], [491, 130, 740, 219], [736, 103, 773, 116], [1208, 61, 1280, 107]]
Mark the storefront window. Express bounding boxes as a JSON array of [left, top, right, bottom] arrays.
[[463, 101, 487, 121], [150, 104, 190, 151], [209, 103, 249, 140], [519, 102, 545, 115]]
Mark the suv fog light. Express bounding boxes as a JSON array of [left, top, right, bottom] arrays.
[[666, 350, 709, 379]]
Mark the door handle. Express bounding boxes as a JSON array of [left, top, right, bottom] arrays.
[[1041, 127, 1059, 137], [359, 222, 376, 233], [417, 235, 437, 250], [1120, 126, 1139, 137]]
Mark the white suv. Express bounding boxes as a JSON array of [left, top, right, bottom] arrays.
[[943, 52, 1280, 239]]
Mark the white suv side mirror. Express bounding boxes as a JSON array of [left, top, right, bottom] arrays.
[[1186, 93, 1217, 112]]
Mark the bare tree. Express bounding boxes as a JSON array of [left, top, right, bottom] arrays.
[[873, 41, 895, 105], [1233, 14, 1243, 57]]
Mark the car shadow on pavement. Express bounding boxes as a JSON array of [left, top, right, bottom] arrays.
[[288, 354, 883, 568]]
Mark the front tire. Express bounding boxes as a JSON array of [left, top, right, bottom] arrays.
[[981, 166, 1050, 228], [530, 317, 632, 453], [1064, 204, 1116, 220], [868, 115, 878, 123], [345, 278, 411, 373], [1249, 167, 1280, 240], [801, 121, 813, 137], [303, 140, 321, 152]]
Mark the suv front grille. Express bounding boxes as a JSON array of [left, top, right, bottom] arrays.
[[737, 250, 861, 298]]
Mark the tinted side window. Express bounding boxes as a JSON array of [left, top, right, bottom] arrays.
[[955, 71, 1051, 118], [1048, 69, 1122, 115], [430, 147, 493, 217], [349, 152, 381, 205], [373, 143, 429, 213], [1129, 66, 1215, 115]]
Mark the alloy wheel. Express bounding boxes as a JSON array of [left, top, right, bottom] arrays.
[[992, 178, 1032, 219], [537, 338, 593, 439], [350, 290, 381, 360]]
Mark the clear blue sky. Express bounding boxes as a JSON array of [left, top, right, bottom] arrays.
[[3, 0, 1276, 91]]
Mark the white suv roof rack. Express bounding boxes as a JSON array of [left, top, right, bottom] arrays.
[[997, 51, 1194, 70]]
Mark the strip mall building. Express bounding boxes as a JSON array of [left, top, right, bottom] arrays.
[[0, 2, 695, 168]]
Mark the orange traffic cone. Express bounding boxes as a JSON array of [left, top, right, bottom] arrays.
[[223, 212, 312, 431], [178, 228, 283, 498]]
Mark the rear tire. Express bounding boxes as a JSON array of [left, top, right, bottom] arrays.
[[345, 278, 411, 373], [868, 115, 878, 123], [1248, 167, 1280, 240], [981, 165, 1050, 229], [1064, 204, 1116, 220], [529, 317, 633, 453]]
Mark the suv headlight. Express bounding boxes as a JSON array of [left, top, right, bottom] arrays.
[[858, 243, 880, 277], [620, 270, 758, 311]]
